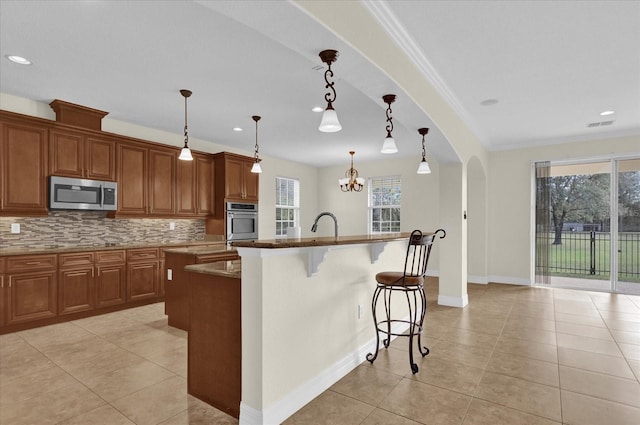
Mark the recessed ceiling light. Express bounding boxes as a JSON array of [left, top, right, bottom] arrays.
[[599, 110, 615, 116], [311, 106, 324, 113], [232, 127, 243, 132], [6, 55, 31, 65], [480, 99, 498, 106]]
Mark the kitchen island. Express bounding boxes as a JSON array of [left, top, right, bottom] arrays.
[[185, 260, 242, 419], [231, 232, 419, 425], [163, 245, 238, 330]]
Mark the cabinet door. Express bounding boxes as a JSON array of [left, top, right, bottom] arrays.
[[49, 129, 84, 178], [6, 271, 57, 324], [58, 267, 94, 315], [0, 270, 5, 328], [196, 154, 214, 215], [85, 136, 116, 181], [117, 143, 148, 215], [127, 261, 159, 301], [149, 148, 176, 215], [243, 160, 259, 202], [96, 264, 126, 308], [1, 121, 48, 214], [225, 157, 246, 201], [177, 155, 197, 215]]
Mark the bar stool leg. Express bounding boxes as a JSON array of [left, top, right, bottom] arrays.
[[417, 286, 430, 357]]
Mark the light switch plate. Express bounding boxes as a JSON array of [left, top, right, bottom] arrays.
[[10, 223, 20, 234], [169, 222, 175, 231], [167, 269, 173, 281]]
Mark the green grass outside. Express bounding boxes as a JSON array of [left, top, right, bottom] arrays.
[[540, 232, 640, 283]]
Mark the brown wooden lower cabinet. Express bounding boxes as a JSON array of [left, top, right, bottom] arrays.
[[96, 264, 126, 308], [58, 252, 95, 315], [126, 248, 160, 302], [6, 271, 58, 325], [58, 266, 94, 315], [187, 268, 241, 419], [95, 250, 126, 308]]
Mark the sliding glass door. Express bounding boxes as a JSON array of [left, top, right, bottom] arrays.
[[535, 157, 640, 294], [617, 159, 640, 293]]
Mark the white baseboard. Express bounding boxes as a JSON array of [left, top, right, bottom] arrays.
[[438, 294, 469, 308], [487, 275, 531, 286], [467, 274, 488, 284], [239, 321, 410, 425]]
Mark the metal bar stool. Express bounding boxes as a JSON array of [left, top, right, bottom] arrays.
[[366, 228, 446, 374]]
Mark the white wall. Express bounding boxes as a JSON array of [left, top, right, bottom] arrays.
[[315, 156, 440, 238], [487, 135, 640, 284]]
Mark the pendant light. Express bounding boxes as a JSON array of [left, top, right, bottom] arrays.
[[417, 127, 431, 174], [338, 151, 364, 192], [251, 115, 262, 174], [381, 94, 398, 154], [178, 89, 193, 161], [318, 49, 342, 133]]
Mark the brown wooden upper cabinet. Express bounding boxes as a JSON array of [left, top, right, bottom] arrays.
[[49, 127, 116, 181], [177, 152, 214, 217], [214, 152, 258, 203], [0, 116, 49, 216], [116, 142, 176, 216]]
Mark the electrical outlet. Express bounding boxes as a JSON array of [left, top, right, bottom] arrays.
[[10, 223, 20, 234], [357, 304, 364, 319], [167, 269, 173, 281], [169, 222, 175, 231]]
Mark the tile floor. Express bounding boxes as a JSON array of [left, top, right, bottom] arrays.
[[1, 280, 639, 425]]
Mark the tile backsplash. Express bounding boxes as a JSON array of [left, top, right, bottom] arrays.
[[0, 212, 206, 249]]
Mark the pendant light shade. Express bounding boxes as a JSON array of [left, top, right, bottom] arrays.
[[251, 115, 262, 174], [381, 94, 398, 154], [319, 106, 341, 133], [179, 89, 193, 161], [416, 128, 431, 175], [318, 49, 342, 133]]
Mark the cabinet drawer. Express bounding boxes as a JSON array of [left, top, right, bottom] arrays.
[[6, 255, 57, 273], [127, 248, 159, 261], [0, 257, 5, 273], [96, 250, 126, 264], [59, 252, 95, 269]]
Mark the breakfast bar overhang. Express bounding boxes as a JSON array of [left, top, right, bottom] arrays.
[[232, 233, 423, 425]]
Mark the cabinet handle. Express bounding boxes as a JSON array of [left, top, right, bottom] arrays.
[[26, 261, 41, 265]]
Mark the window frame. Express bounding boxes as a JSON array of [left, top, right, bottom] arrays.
[[275, 176, 300, 238], [368, 175, 402, 234]]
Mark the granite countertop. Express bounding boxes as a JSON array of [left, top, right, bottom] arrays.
[[230, 232, 419, 249], [162, 245, 236, 255], [0, 240, 226, 257], [185, 260, 242, 279]]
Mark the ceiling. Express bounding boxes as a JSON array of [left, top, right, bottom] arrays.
[[1, 1, 638, 168]]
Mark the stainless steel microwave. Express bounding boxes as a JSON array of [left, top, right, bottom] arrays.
[[49, 176, 117, 211]]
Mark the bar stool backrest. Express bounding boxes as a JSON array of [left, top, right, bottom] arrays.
[[402, 229, 446, 285]]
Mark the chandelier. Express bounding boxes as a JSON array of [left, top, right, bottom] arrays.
[[338, 151, 364, 192]]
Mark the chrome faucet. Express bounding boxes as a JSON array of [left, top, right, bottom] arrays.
[[311, 212, 338, 238]]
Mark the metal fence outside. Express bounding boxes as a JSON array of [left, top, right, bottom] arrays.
[[542, 231, 640, 281]]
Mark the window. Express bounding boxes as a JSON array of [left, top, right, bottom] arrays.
[[276, 177, 300, 237], [369, 176, 401, 233]]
